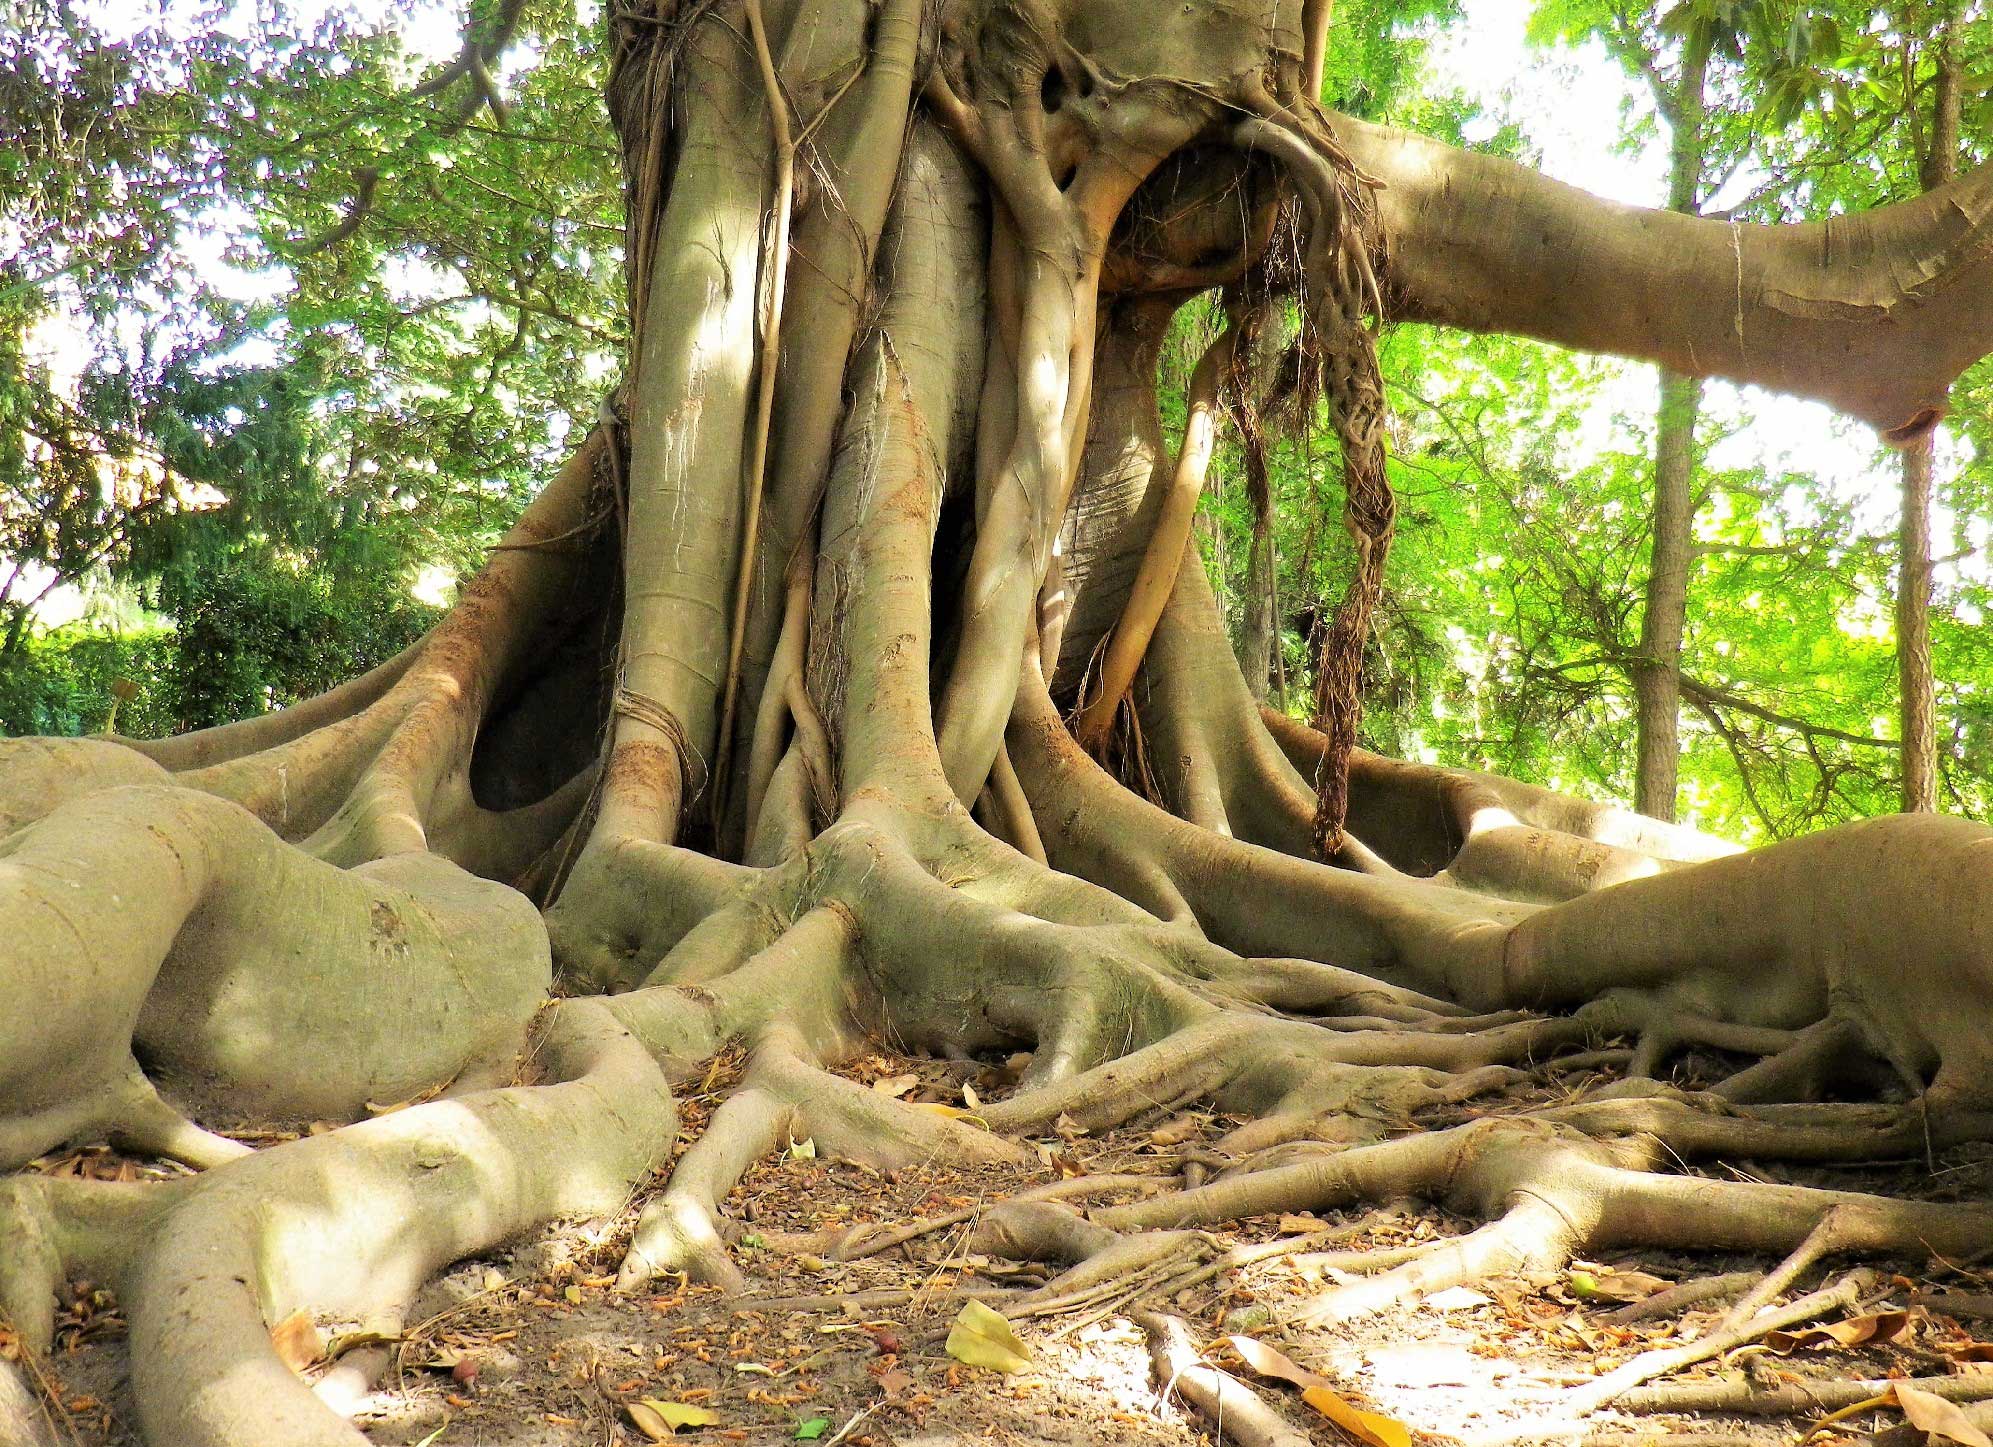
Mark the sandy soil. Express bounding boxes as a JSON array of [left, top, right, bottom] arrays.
[[12, 1048, 1993, 1447]]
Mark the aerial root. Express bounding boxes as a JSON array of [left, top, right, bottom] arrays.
[[616, 1039, 1031, 1292], [1712, 1017, 1864, 1102], [1292, 1194, 1579, 1324], [1577, 991, 1807, 1085], [1137, 1310, 1311, 1447], [4, 995, 677, 1447], [0, 1333, 81, 1447]]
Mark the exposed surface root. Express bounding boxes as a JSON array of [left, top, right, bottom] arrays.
[[8, 5, 1993, 1445]]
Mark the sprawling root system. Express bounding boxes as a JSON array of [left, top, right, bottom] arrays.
[[5, 2, 1993, 1443]]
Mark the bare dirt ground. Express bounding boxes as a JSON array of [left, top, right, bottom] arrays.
[[13, 1046, 1993, 1447]]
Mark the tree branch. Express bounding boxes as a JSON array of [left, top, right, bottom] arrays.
[[1338, 113, 1993, 436]]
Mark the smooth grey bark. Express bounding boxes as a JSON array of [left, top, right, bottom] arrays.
[[1338, 115, 1993, 437]]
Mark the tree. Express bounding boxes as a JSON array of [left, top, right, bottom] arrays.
[[5, 3, 1993, 1444], [1534, 0, 1803, 821], [1897, 0, 1964, 812], [0, 0, 621, 720]]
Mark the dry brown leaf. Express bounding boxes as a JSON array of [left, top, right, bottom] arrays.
[[1896, 1383, 1993, 1447], [269, 1310, 323, 1373], [1228, 1333, 1334, 1390], [1277, 1214, 1327, 1235], [871, 1073, 918, 1099], [1767, 1310, 1912, 1354]]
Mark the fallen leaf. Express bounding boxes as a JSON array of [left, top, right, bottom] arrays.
[[788, 1136, 817, 1160], [915, 1102, 967, 1120], [945, 1299, 1033, 1374], [1277, 1214, 1327, 1235], [629, 1399, 722, 1438], [564, 1284, 583, 1305], [270, 1310, 323, 1373], [1052, 1112, 1087, 1140], [1227, 1336, 1411, 1447], [877, 1368, 913, 1397], [1767, 1310, 1912, 1354], [795, 1418, 831, 1440], [962, 1081, 981, 1110], [1896, 1383, 1993, 1447], [1151, 1115, 1203, 1147], [1301, 1385, 1415, 1447], [871, 1074, 918, 1099], [1949, 1344, 1993, 1363]]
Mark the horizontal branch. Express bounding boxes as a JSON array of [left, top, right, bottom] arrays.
[[1338, 114, 1993, 436]]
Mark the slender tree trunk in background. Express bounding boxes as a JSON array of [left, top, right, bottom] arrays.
[[1898, 11, 1959, 814], [1241, 512, 1275, 700], [1898, 435, 1937, 811], [9, 9, 1993, 1444], [1635, 371, 1702, 820], [1632, 42, 1710, 824]]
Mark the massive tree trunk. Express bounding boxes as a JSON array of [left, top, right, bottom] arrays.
[[5, 4, 1993, 1443]]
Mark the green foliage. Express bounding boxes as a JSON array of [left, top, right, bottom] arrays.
[[152, 551, 437, 730], [1, 0, 622, 732]]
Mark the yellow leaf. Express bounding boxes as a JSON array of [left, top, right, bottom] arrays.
[[269, 1310, 323, 1374], [945, 1299, 1033, 1374], [1301, 1386, 1414, 1447], [1768, 1310, 1913, 1354], [564, 1285, 583, 1305], [628, 1399, 722, 1438], [915, 1102, 967, 1119], [1896, 1384, 1993, 1447], [1228, 1335, 1411, 1447]]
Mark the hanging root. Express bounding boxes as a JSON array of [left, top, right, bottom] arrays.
[[8, 9, 1993, 1447]]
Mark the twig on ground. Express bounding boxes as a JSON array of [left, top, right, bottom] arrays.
[[1565, 1268, 1879, 1414], [1604, 1270, 1762, 1325]]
